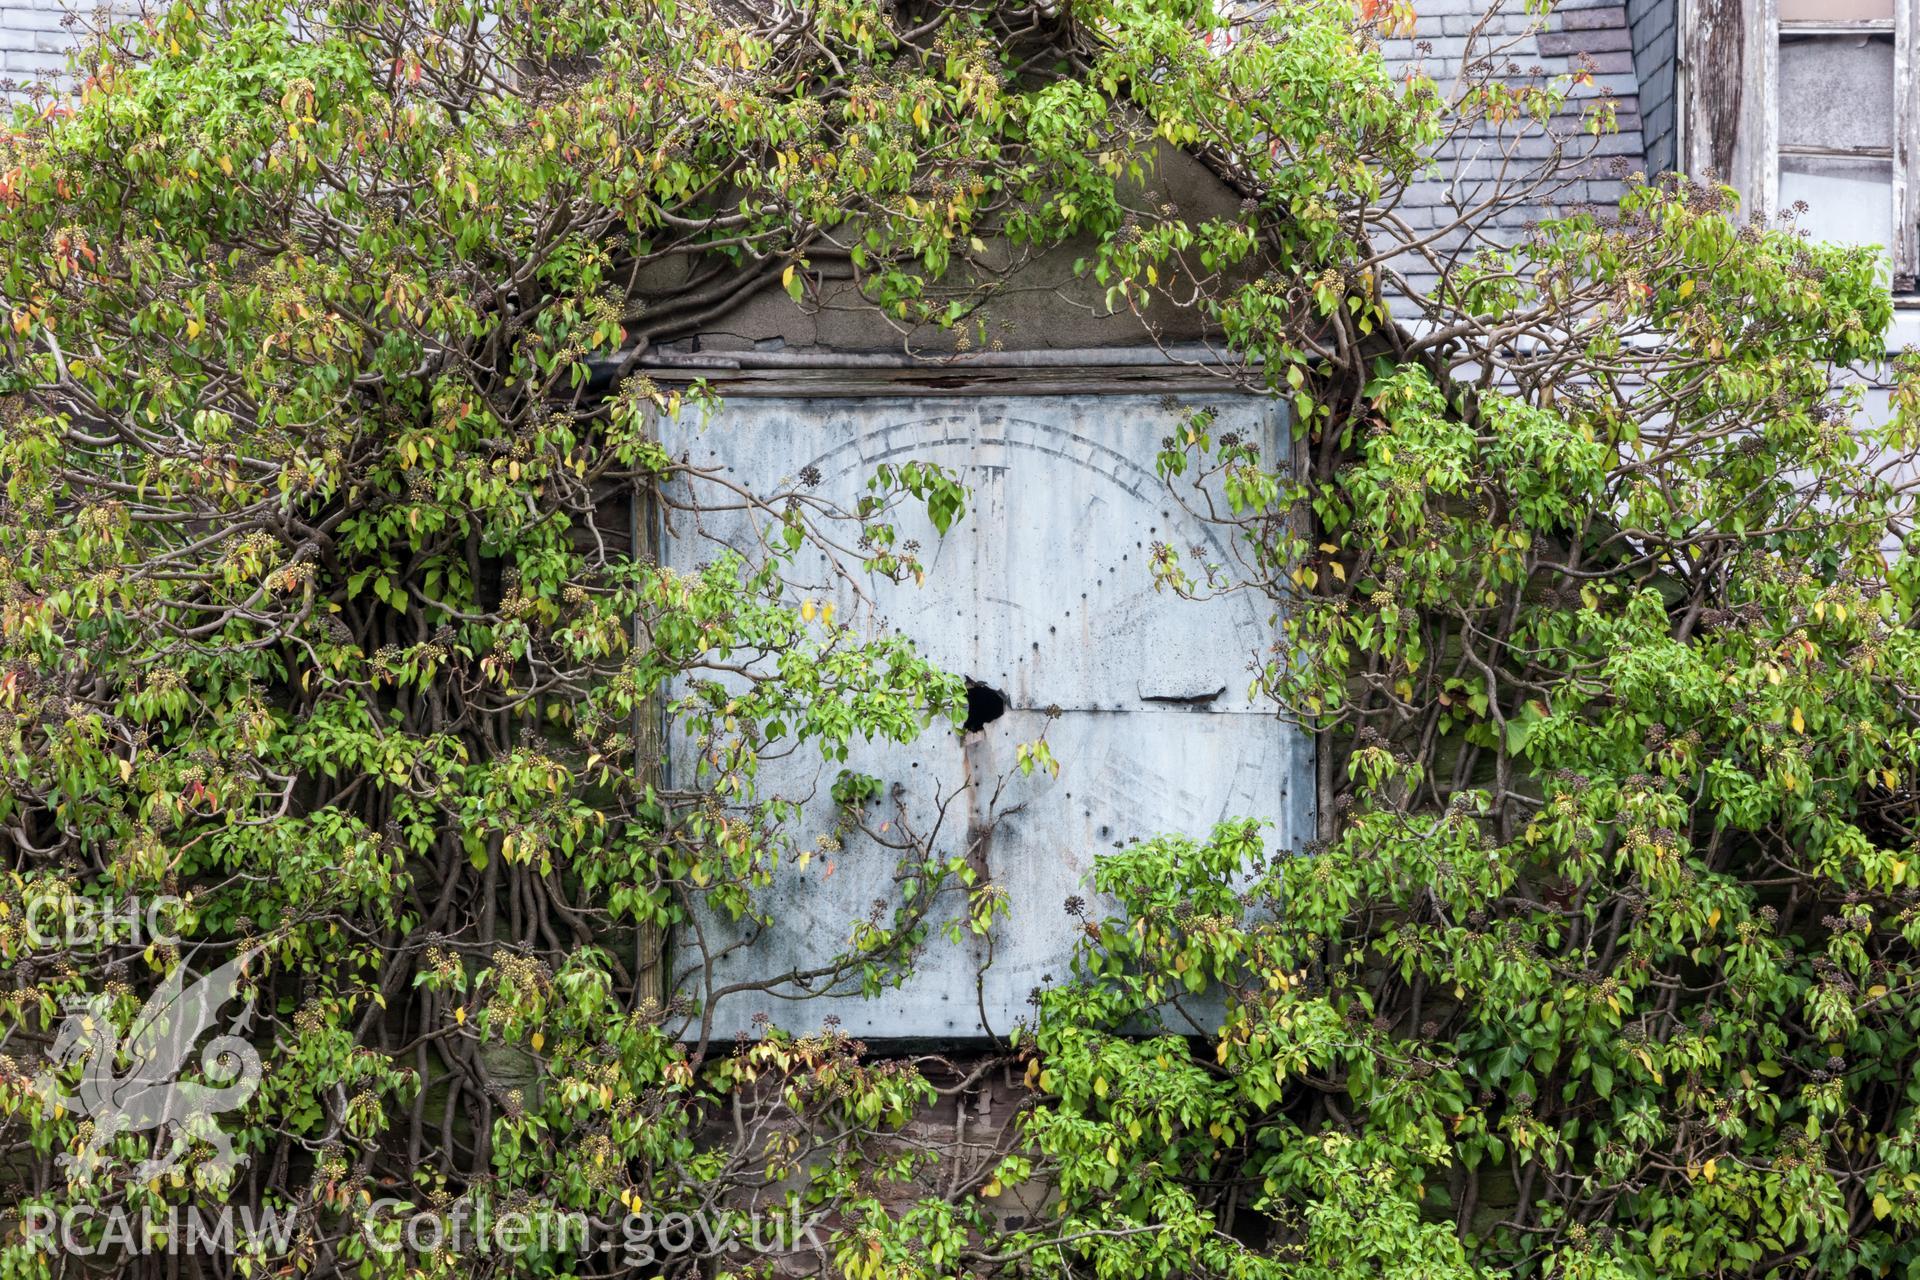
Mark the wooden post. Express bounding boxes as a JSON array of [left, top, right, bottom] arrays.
[[632, 412, 666, 1012]]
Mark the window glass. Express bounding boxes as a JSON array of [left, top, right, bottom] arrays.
[[1778, 35, 1895, 151], [1780, 155, 1895, 247], [1780, 0, 1894, 20]]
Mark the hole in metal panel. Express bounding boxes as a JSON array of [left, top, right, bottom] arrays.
[[962, 681, 1007, 733]]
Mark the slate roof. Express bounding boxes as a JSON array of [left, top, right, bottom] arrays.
[[1374, 0, 1652, 301], [0, 0, 1667, 313]]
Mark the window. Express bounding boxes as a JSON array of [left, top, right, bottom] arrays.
[[1774, 0, 1920, 285], [1692, 0, 1920, 286], [657, 388, 1314, 1039]]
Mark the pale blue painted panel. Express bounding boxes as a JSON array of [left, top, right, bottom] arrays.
[[660, 394, 1312, 1039]]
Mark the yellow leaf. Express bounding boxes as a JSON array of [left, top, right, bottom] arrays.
[[801, 599, 817, 621], [1791, 707, 1805, 734], [1707, 907, 1720, 929], [531, 1031, 544, 1052], [981, 1178, 1002, 1198], [217, 154, 233, 177], [1702, 1158, 1717, 1183], [453, 1006, 466, 1025]]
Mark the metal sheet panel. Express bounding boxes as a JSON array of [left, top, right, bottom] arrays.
[[661, 394, 1313, 1039]]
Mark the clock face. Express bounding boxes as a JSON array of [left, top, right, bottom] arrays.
[[662, 393, 1313, 1040]]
